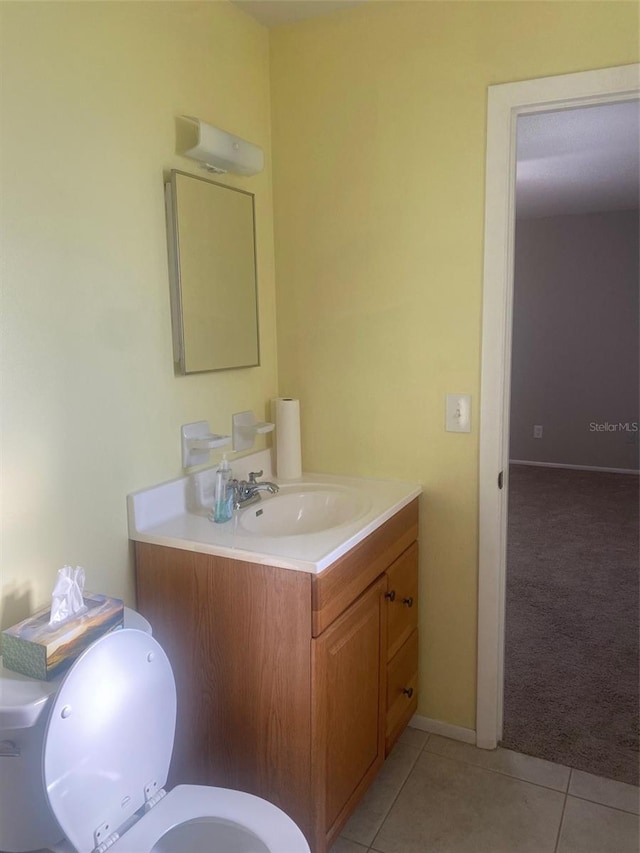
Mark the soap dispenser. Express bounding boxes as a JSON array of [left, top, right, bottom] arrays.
[[212, 454, 233, 523]]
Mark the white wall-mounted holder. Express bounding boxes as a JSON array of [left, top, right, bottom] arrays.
[[232, 411, 274, 452], [177, 115, 264, 176], [181, 421, 231, 468]]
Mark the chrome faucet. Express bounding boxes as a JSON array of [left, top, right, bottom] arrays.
[[230, 470, 279, 510]]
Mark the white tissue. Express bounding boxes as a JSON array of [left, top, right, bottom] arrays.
[[49, 565, 88, 626]]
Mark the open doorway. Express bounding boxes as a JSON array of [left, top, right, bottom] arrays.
[[476, 63, 640, 758], [500, 103, 639, 784]]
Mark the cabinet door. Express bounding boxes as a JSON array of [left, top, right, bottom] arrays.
[[311, 577, 386, 850]]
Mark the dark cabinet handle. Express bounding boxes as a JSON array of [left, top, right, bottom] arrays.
[[384, 590, 396, 602], [402, 687, 414, 699], [402, 597, 414, 607]]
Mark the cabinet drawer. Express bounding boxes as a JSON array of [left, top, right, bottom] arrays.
[[385, 542, 418, 661], [386, 629, 418, 752], [312, 499, 419, 637]]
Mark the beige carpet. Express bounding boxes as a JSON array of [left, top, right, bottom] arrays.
[[501, 464, 639, 786]]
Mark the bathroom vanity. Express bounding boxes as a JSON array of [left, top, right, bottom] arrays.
[[129, 457, 420, 853]]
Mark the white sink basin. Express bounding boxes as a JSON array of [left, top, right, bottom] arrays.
[[127, 450, 421, 573], [239, 486, 371, 537]]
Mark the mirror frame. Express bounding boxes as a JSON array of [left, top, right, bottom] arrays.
[[164, 169, 260, 374]]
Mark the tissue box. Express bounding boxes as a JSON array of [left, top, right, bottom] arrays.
[[1, 593, 124, 681]]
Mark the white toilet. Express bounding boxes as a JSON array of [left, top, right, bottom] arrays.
[[0, 616, 310, 853]]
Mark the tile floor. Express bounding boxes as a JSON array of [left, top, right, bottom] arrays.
[[329, 728, 639, 853]]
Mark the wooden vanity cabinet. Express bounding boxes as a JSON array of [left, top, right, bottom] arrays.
[[135, 497, 419, 853]]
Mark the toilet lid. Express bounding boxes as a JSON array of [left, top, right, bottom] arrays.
[[43, 629, 176, 853]]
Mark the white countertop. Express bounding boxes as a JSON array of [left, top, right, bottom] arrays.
[[127, 450, 421, 574]]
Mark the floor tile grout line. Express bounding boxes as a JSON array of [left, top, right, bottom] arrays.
[[354, 739, 636, 853], [552, 769, 572, 852], [570, 773, 640, 792], [357, 783, 640, 853], [400, 730, 431, 752], [349, 737, 637, 853], [483, 736, 636, 794], [429, 740, 573, 778], [566, 792, 640, 816], [566, 763, 640, 811], [417, 733, 639, 803], [339, 743, 424, 850], [368, 744, 423, 852], [421, 747, 571, 794], [553, 791, 569, 853]]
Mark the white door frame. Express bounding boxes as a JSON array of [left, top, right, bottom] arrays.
[[476, 63, 640, 750]]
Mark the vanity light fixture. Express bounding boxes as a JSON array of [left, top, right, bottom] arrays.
[[177, 115, 264, 176]]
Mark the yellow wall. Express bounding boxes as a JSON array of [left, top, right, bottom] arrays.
[[0, 1, 276, 627], [1, 0, 638, 733], [269, 1, 639, 727]]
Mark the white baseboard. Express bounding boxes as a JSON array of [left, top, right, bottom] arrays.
[[410, 714, 477, 745], [510, 459, 639, 475]]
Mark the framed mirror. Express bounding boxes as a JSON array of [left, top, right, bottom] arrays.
[[165, 170, 260, 373]]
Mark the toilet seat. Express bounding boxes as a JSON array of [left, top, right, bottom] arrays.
[[42, 629, 309, 853], [107, 784, 308, 853]]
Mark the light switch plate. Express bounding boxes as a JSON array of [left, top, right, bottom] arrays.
[[446, 394, 471, 433]]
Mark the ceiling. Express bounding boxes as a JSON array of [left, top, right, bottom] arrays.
[[232, 0, 364, 27], [516, 100, 640, 218], [232, 3, 639, 220]]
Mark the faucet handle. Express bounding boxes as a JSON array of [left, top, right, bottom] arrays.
[[248, 470, 263, 484]]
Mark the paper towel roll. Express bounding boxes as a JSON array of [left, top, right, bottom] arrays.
[[273, 397, 302, 480]]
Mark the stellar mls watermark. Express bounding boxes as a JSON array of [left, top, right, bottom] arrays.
[[589, 422, 639, 432]]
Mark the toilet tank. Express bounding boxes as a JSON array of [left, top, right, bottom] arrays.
[[0, 607, 152, 853], [0, 661, 63, 852]]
